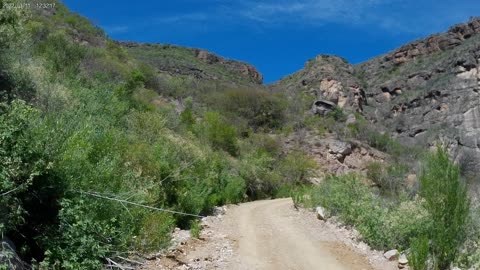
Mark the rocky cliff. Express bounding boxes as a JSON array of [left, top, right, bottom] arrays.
[[276, 17, 480, 174], [358, 17, 480, 173]]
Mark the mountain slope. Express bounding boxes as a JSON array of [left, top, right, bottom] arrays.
[[275, 17, 480, 175]]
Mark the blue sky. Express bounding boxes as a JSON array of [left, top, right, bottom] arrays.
[[63, 0, 480, 83]]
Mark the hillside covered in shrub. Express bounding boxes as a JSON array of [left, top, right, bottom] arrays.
[[0, 1, 315, 268]]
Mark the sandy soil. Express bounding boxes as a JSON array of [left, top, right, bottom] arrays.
[[141, 198, 398, 270]]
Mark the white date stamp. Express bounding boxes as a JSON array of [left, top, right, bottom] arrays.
[[4, 2, 56, 10]]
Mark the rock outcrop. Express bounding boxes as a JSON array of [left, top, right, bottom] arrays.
[[272, 55, 366, 113], [119, 42, 263, 85], [355, 18, 480, 172], [285, 132, 386, 180], [277, 17, 480, 174], [193, 49, 263, 83]]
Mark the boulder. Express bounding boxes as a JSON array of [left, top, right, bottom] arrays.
[[398, 254, 408, 265], [316, 206, 327, 221], [384, 249, 399, 261], [213, 206, 227, 216], [328, 140, 353, 156], [312, 100, 336, 116]]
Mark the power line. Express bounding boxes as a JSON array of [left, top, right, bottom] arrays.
[[76, 190, 205, 218]]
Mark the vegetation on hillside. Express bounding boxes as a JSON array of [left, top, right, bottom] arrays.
[[1, 1, 479, 270], [293, 147, 476, 269], [0, 1, 314, 268]]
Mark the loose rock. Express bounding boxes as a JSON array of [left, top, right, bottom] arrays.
[[398, 254, 408, 265], [316, 206, 327, 221], [384, 249, 399, 261]]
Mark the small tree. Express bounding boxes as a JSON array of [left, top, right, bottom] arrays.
[[419, 147, 470, 269], [198, 112, 238, 156]]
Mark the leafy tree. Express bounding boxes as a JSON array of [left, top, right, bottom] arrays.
[[219, 89, 287, 131], [0, 100, 46, 232], [197, 112, 238, 156]]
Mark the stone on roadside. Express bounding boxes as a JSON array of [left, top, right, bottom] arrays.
[[316, 206, 327, 221], [213, 206, 227, 216], [398, 254, 408, 265], [384, 249, 399, 261]]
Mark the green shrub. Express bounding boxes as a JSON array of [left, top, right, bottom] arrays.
[[180, 96, 195, 127], [303, 114, 332, 136], [420, 147, 470, 269], [385, 200, 432, 249], [35, 31, 86, 74], [217, 89, 287, 131], [409, 236, 430, 270], [305, 174, 431, 250], [221, 176, 246, 204], [190, 220, 201, 239], [328, 107, 347, 121], [277, 151, 317, 185], [0, 100, 50, 233], [238, 151, 280, 199], [135, 212, 175, 252], [0, 0, 26, 49], [366, 161, 384, 185], [40, 198, 131, 270], [196, 112, 238, 156], [366, 161, 407, 196]]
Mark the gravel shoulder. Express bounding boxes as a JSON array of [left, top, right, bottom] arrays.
[[141, 198, 398, 270]]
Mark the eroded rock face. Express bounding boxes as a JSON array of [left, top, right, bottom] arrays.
[[272, 55, 366, 112], [276, 18, 480, 174], [351, 17, 480, 172], [379, 18, 480, 67]]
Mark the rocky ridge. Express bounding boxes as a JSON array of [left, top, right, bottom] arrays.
[[119, 41, 263, 85]]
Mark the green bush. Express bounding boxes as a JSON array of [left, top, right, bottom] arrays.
[[328, 107, 347, 121], [238, 150, 280, 199], [0, 100, 50, 233], [217, 89, 287, 131], [277, 151, 317, 185], [190, 220, 201, 239], [196, 112, 238, 156], [419, 147, 470, 269], [35, 31, 86, 74], [366, 161, 407, 196], [40, 198, 131, 270], [221, 176, 246, 204], [409, 236, 429, 270], [303, 174, 431, 250], [134, 212, 175, 252], [180, 96, 195, 127]]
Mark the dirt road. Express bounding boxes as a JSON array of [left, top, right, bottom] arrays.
[[227, 198, 372, 270], [143, 198, 396, 270]]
